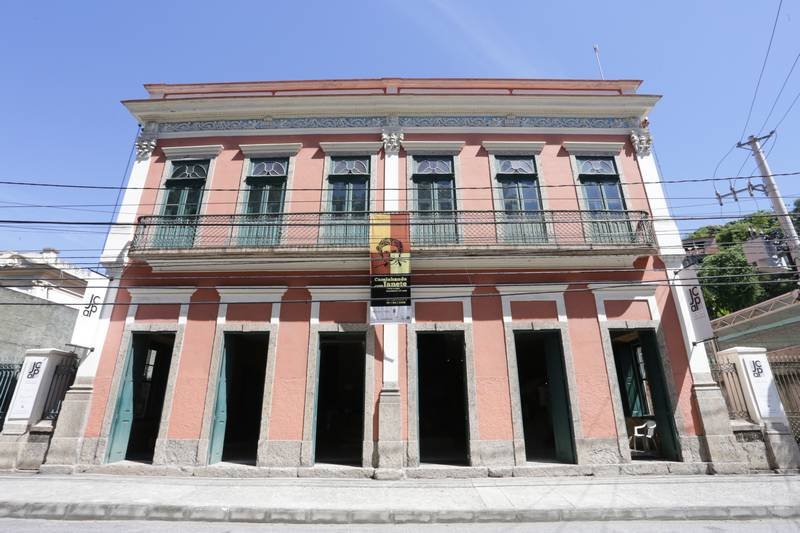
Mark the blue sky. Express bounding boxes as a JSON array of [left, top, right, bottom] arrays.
[[0, 0, 798, 268]]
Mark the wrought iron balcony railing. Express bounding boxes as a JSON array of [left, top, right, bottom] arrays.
[[129, 210, 655, 253]]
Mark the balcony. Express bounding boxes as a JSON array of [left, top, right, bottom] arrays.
[[129, 210, 655, 265]]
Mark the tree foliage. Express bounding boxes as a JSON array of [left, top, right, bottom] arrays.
[[697, 245, 765, 318]]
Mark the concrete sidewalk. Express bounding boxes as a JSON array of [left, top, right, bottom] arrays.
[[0, 473, 797, 524]]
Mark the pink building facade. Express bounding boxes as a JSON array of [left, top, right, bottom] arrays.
[[44, 79, 743, 476]]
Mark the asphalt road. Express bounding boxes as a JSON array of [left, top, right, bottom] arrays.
[[0, 519, 799, 532]]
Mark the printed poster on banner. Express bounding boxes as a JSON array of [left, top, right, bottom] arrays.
[[369, 213, 411, 324], [676, 263, 714, 341]]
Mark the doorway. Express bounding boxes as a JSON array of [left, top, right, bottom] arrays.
[[417, 332, 469, 465], [314, 333, 366, 466], [209, 333, 269, 465], [611, 330, 681, 461], [107, 333, 175, 463], [514, 331, 576, 463]]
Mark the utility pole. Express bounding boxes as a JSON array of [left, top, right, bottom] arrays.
[[738, 133, 800, 274]]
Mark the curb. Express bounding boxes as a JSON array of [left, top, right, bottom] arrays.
[[0, 501, 798, 523]]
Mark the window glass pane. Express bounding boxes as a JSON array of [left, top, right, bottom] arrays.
[[602, 181, 624, 210], [417, 181, 433, 211], [171, 160, 209, 179], [265, 183, 284, 213], [331, 158, 370, 175], [250, 158, 287, 177], [415, 157, 453, 175], [519, 180, 541, 211], [435, 180, 454, 211], [351, 180, 368, 212], [496, 157, 535, 174], [183, 188, 202, 216], [583, 181, 605, 210], [246, 186, 264, 214], [330, 181, 347, 212], [501, 183, 519, 212], [577, 157, 616, 175]]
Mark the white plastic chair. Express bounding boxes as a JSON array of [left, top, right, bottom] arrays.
[[630, 420, 657, 452]]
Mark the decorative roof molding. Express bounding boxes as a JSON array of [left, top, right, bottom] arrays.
[[562, 141, 625, 156], [155, 115, 642, 136], [127, 287, 195, 305], [318, 141, 383, 155], [307, 286, 370, 301], [401, 140, 465, 155], [217, 287, 287, 303], [481, 141, 546, 155], [160, 144, 224, 159], [239, 143, 302, 157]]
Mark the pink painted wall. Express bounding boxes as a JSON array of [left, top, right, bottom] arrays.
[[604, 300, 652, 321], [319, 301, 366, 323], [226, 303, 271, 322], [415, 301, 462, 322], [268, 288, 311, 441], [564, 285, 618, 438], [135, 303, 180, 322], [470, 287, 513, 440], [510, 300, 558, 321], [84, 289, 131, 438], [167, 288, 219, 439]]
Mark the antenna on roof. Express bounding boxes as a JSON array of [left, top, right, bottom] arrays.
[[593, 44, 605, 80]]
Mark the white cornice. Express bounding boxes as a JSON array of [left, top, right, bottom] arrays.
[[124, 94, 660, 123], [307, 286, 370, 301], [495, 284, 568, 295], [413, 285, 473, 298], [216, 286, 287, 303], [160, 145, 224, 159], [401, 140, 464, 155], [239, 143, 302, 157], [588, 283, 657, 296], [318, 141, 382, 155], [562, 141, 625, 156], [127, 287, 195, 304], [481, 141, 546, 155]]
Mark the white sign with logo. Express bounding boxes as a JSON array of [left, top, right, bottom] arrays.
[[7, 356, 49, 419], [676, 264, 714, 341], [739, 351, 786, 421]]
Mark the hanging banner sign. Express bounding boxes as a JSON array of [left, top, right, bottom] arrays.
[[369, 213, 411, 324], [676, 263, 715, 342]]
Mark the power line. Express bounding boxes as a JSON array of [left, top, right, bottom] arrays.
[[3, 170, 800, 193], [740, 0, 783, 141], [757, 49, 800, 135]]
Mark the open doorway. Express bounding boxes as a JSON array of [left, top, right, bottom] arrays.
[[417, 332, 469, 465], [209, 333, 269, 465], [314, 333, 366, 466], [514, 331, 576, 463], [107, 333, 175, 463], [611, 330, 680, 461]]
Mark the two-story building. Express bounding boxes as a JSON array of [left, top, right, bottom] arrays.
[[44, 78, 744, 477]]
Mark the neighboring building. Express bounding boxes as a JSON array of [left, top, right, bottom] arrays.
[[0, 249, 104, 363], [44, 78, 746, 476]]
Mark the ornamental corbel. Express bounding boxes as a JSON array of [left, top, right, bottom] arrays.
[[134, 132, 158, 161], [630, 129, 652, 157], [382, 128, 404, 154]]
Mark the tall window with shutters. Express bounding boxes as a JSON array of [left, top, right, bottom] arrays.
[[320, 157, 370, 246], [238, 158, 287, 246], [495, 156, 547, 244], [154, 159, 208, 248], [577, 157, 632, 244], [411, 156, 458, 245]]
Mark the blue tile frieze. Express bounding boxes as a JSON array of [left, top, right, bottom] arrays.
[[158, 115, 638, 133]]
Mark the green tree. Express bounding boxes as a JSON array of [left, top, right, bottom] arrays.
[[697, 245, 765, 318]]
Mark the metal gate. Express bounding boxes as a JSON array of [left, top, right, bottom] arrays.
[[0, 363, 22, 431], [768, 348, 800, 444]]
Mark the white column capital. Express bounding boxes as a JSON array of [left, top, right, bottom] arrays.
[[381, 128, 404, 155]]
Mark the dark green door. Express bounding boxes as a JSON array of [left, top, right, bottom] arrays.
[[106, 342, 136, 463], [208, 344, 230, 464], [543, 334, 576, 464], [640, 332, 681, 461]]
